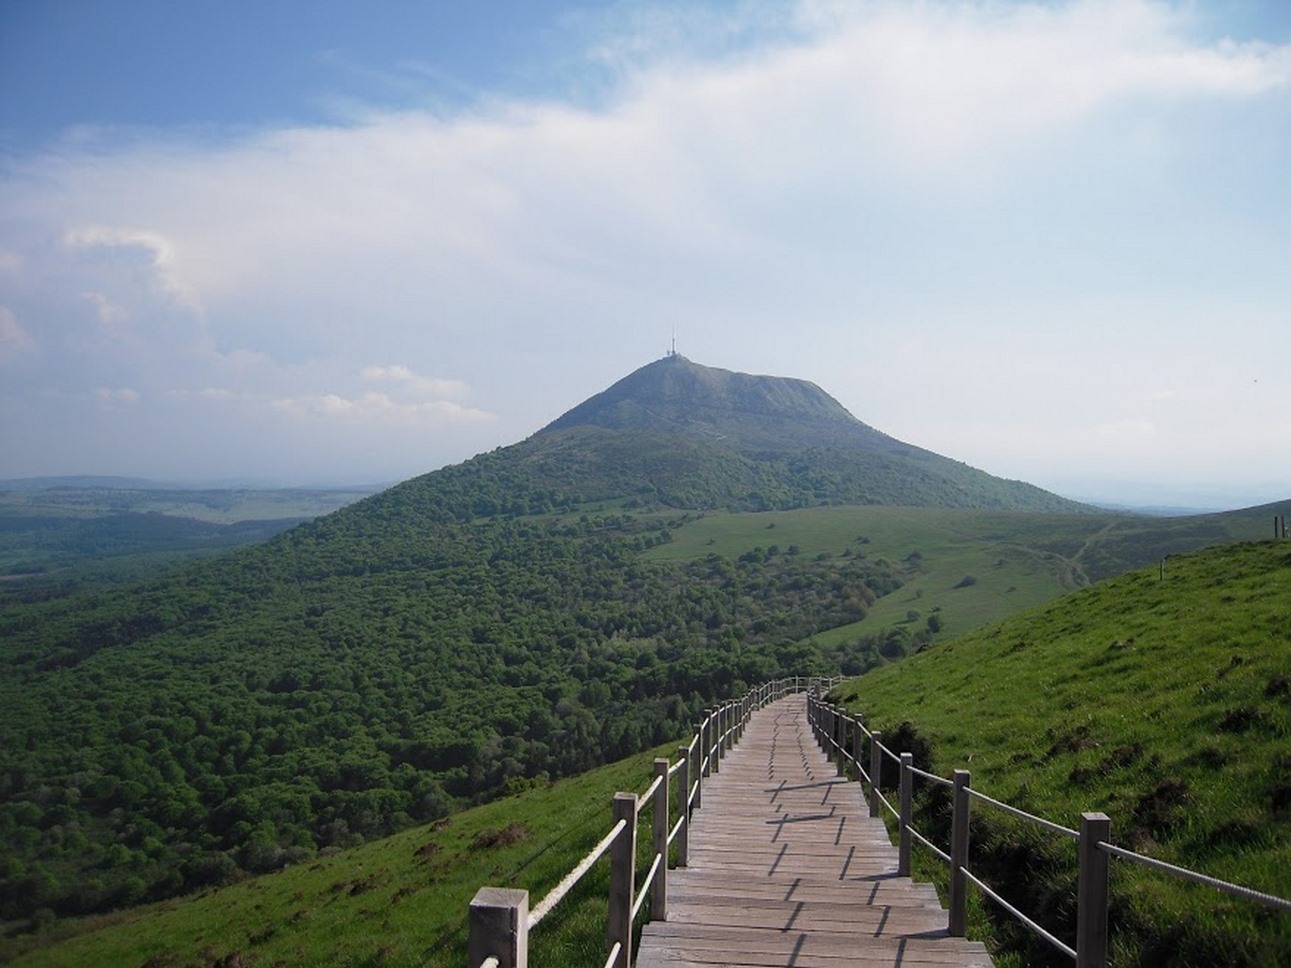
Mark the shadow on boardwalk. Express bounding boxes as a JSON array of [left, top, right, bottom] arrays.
[[636, 694, 994, 968]]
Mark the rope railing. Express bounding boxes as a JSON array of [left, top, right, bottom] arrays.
[[961, 866, 1077, 961], [966, 787, 1080, 841], [1097, 841, 1291, 914], [528, 819, 627, 929], [804, 690, 1291, 968], [468, 674, 815, 968]]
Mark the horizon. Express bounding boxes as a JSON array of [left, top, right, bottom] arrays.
[[3, 1, 1290, 507]]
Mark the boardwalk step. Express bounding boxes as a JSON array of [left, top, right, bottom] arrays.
[[635, 693, 993, 968]]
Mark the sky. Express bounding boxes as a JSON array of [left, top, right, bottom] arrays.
[[2, 0, 1290, 508]]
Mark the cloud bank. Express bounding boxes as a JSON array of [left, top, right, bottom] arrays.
[[2, 0, 1289, 500]]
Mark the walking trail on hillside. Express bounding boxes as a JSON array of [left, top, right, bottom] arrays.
[[636, 693, 994, 967]]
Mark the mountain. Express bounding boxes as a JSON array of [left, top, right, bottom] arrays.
[[0, 356, 1123, 930], [529, 354, 1089, 513]]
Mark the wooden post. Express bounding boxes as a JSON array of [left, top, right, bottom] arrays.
[[690, 725, 703, 810], [706, 709, 718, 776], [676, 745, 690, 867], [607, 793, 637, 968], [949, 770, 971, 937], [651, 758, 669, 921], [1077, 812, 1111, 968], [725, 701, 735, 752], [469, 887, 529, 968], [869, 730, 883, 818], [898, 752, 913, 876], [834, 707, 846, 777], [851, 715, 865, 786]]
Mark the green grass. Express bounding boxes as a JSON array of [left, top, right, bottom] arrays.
[[6, 742, 678, 968], [831, 540, 1291, 966], [644, 504, 1286, 643]]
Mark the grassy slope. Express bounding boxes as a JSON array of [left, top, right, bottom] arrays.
[[8, 743, 673, 968], [832, 540, 1291, 966], [645, 504, 1283, 642], [15, 540, 1290, 967]]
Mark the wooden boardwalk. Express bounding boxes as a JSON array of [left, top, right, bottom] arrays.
[[636, 694, 994, 968]]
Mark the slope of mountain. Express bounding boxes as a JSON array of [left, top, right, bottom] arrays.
[[0, 354, 1231, 934], [832, 539, 1291, 966], [11, 542, 1288, 968]]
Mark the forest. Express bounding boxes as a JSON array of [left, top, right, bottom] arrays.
[[0, 491, 909, 925]]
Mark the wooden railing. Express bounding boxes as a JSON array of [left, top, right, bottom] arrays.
[[467, 675, 843, 968], [805, 693, 1291, 968]]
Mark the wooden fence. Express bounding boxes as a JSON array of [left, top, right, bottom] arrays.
[[467, 678, 1290, 967], [467, 676, 842, 968], [805, 692, 1291, 968]]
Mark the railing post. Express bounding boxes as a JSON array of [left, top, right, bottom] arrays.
[[1077, 812, 1111, 968], [607, 793, 637, 968], [851, 715, 865, 785], [691, 723, 703, 810], [651, 758, 669, 921], [706, 709, 718, 776], [725, 701, 735, 752], [869, 730, 883, 818], [676, 745, 690, 867], [949, 770, 971, 937], [834, 707, 846, 777], [469, 887, 529, 968], [898, 752, 913, 876]]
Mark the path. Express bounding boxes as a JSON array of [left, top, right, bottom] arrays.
[[635, 693, 994, 967]]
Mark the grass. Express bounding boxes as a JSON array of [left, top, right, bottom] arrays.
[[6, 742, 679, 968], [831, 539, 1291, 966], [644, 503, 1286, 643]]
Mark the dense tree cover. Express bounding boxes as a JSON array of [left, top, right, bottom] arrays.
[[0, 492, 904, 924]]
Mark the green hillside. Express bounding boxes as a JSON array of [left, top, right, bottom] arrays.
[[5, 741, 671, 967], [648, 502, 1287, 646], [831, 540, 1291, 966], [14, 540, 1288, 967], [1, 353, 1284, 947]]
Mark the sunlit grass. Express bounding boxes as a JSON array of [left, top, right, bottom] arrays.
[[834, 540, 1291, 966]]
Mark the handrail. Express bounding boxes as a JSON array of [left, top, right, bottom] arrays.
[[632, 852, 664, 920], [639, 773, 663, 805], [1097, 841, 1291, 913], [805, 689, 1291, 968], [907, 764, 952, 788], [528, 818, 627, 929], [961, 866, 1077, 960], [966, 786, 1079, 841], [468, 674, 812, 968]]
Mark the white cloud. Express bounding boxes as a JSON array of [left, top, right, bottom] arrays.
[[0, 307, 35, 362], [62, 225, 203, 314], [81, 290, 131, 335], [1, 0, 1289, 494], [96, 386, 141, 406], [360, 364, 470, 399], [272, 390, 492, 423]]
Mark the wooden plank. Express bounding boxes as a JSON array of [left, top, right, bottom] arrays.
[[636, 693, 993, 968]]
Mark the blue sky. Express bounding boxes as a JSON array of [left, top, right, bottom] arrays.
[[2, 1, 1290, 508]]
